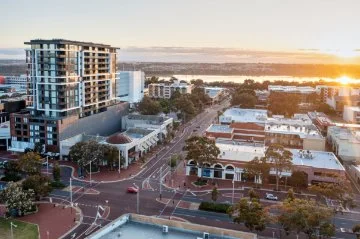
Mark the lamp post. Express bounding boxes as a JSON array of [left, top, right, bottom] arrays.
[[89, 160, 92, 187], [232, 178, 235, 204], [46, 156, 49, 176], [10, 222, 17, 239], [118, 149, 121, 175]]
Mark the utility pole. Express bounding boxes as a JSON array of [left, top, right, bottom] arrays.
[[89, 160, 92, 187], [137, 188, 140, 214], [232, 179, 235, 204], [46, 156, 49, 176], [159, 166, 163, 200], [70, 178, 73, 207], [118, 149, 121, 175]]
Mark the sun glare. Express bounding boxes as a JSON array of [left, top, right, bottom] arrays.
[[337, 76, 351, 85]]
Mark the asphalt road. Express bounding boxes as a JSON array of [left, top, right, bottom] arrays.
[[50, 99, 360, 239]]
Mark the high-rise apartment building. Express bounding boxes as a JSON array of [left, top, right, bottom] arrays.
[[148, 80, 193, 99], [116, 71, 145, 103], [10, 39, 128, 153]]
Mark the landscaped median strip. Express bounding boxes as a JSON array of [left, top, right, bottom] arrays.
[[0, 217, 39, 239]]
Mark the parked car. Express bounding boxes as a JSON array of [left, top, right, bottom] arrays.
[[127, 186, 139, 193], [265, 193, 278, 201]]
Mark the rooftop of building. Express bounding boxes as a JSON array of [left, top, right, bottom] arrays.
[[334, 95, 360, 101], [268, 85, 316, 93], [24, 39, 119, 49], [206, 124, 234, 133], [265, 123, 323, 139], [288, 148, 345, 171], [88, 214, 254, 239], [220, 108, 268, 123], [125, 114, 172, 125], [217, 141, 266, 162], [216, 142, 344, 171], [344, 106, 360, 111], [267, 114, 313, 125], [328, 126, 360, 143], [106, 128, 154, 145]]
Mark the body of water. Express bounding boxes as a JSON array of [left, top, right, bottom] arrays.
[[158, 74, 359, 84]]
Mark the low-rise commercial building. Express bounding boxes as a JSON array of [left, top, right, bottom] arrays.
[[307, 111, 334, 136], [343, 106, 360, 124], [203, 87, 226, 104], [265, 114, 325, 151], [327, 126, 360, 162], [186, 141, 345, 184], [148, 80, 193, 99], [219, 108, 267, 125], [60, 114, 173, 165], [205, 123, 265, 142], [116, 71, 145, 103], [4, 75, 28, 88], [268, 85, 316, 94]]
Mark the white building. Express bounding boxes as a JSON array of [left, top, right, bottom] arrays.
[[116, 71, 145, 103], [60, 114, 173, 166], [327, 126, 360, 162], [316, 85, 360, 111], [268, 85, 316, 94], [148, 80, 193, 99], [343, 106, 360, 124], [4, 75, 28, 89], [203, 87, 226, 104], [219, 108, 268, 124], [186, 141, 345, 184], [265, 114, 325, 151]]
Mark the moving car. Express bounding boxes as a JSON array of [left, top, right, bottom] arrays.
[[127, 186, 139, 193], [265, 193, 278, 201]]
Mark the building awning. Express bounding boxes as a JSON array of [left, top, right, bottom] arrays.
[[150, 137, 157, 144], [7, 147, 25, 153], [139, 144, 146, 151], [145, 141, 152, 147]]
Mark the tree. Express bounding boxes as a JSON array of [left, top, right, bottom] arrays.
[[169, 154, 179, 171], [231, 93, 257, 108], [104, 145, 119, 171], [309, 178, 355, 212], [286, 188, 295, 201], [277, 198, 334, 239], [316, 103, 337, 116], [52, 162, 61, 182], [248, 188, 259, 200], [22, 175, 52, 200], [2, 160, 21, 182], [268, 92, 301, 117], [319, 222, 336, 239], [211, 186, 219, 202], [229, 198, 270, 232], [69, 141, 106, 168], [288, 171, 308, 190], [34, 142, 43, 154], [265, 144, 293, 191], [138, 96, 162, 115], [159, 99, 171, 114], [190, 79, 204, 87], [244, 157, 270, 185], [1, 182, 34, 216], [185, 136, 220, 177], [19, 152, 42, 175], [175, 94, 196, 121]]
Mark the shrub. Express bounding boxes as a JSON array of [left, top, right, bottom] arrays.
[[50, 181, 66, 189], [199, 202, 231, 214]]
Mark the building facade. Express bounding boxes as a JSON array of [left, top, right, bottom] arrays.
[[116, 71, 145, 103], [4, 75, 28, 88], [327, 126, 360, 162], [9, 39, 126, 153], [148, 80, 193, 99], [343, 106, 360, 123]]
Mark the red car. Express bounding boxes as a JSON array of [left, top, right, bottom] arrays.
[[127, 186, 139, 193]]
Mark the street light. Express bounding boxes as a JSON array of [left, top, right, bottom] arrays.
[[10, 222, 17, 239], [118, 149, 121, 175], [46, 156, 49, 176]]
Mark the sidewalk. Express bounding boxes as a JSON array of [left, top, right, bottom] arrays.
[[18, 203, 77, 239], [57, 145, 165, 182]]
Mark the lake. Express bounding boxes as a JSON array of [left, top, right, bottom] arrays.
[[158, 74, 360, 84]]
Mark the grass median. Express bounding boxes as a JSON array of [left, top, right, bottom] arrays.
[[0, 218, 38, 239]]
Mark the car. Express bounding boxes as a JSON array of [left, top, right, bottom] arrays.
[[127, 186, 139, 193], [196, 125, 201, 128], [193, 129, 198, 132], [265, 193, 278, 201]]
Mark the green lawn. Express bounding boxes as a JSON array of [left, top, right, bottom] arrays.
[[0, 218, 38, 239]]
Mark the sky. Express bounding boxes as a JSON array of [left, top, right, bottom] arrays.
[[1, 0, 360, 64]]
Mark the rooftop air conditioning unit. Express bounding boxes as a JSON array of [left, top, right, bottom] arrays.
[[203, 232, 210, 239], [162, 225, 168, 233]]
